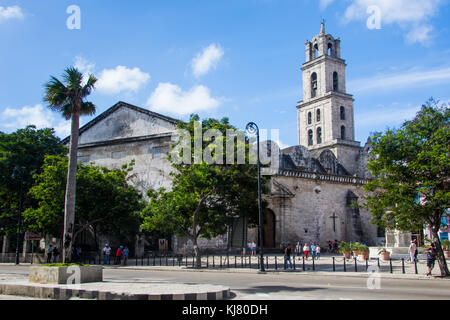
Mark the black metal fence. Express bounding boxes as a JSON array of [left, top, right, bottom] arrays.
[[1, 252, 443, 276], [76, 253, 431, 275]]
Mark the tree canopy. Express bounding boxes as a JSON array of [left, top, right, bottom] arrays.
[[0, 126, 67, 237], [23, 156, 144, 251], [363, 98, 449, 276], [141, 115, 269, 267]]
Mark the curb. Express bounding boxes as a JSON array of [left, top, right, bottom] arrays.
[[0, 283, 230, 300]]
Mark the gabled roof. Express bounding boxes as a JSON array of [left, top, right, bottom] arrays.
[[61, 101, 181, 144]]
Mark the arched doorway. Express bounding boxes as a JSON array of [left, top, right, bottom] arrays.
[[263, 209, 276, 248]]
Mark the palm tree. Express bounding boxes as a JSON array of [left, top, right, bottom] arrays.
[[44, 67, 97, 262]]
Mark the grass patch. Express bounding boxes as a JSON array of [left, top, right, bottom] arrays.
[[41, 263, 90, 267]]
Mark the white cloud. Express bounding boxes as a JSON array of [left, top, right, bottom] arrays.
[[0, 6, 24, 21], [339, 0, 443, 45], [191, 44, 224, 78], [146, 83, 221, 115], [97, 66, 150, 94], [319, 0, 335, 10], [0, 104, 71, 138], [349, 66, 450, 92]]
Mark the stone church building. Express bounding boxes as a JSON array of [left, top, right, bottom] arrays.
[[62, 23, 378, 255]]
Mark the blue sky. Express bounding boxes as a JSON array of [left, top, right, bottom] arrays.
[[1, 0, 450, 148]]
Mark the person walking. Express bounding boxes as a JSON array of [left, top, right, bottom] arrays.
[[123, 247, 129, 266], [315, 244, 321, 260], [328, 241, 332, 253], [425, 243, 437, 276], [115, 246, 123, 265], [52, 247, 59, 263], [414, 240, 419, 262], [251, 241, 256, 256], [103, 244, 111, 265], [303, 243, 310, 260], [408, 240, 417, 263], [295, 242, 302, 257], [311, 243, 317, 260], [46, 245, 53, 263], [284, 244, 293, 270]]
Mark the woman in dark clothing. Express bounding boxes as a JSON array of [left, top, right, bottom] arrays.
[[425, 243, 437, 276]]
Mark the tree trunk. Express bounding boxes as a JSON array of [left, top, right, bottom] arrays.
[[62, 112, 80, 263], [432, 231, 450, 277], [193, 236, 201, 269]]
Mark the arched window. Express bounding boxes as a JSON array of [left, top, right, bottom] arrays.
[[308, 130, 313, 146], [317, 127, 322, 144], [341, 125, 346, 140], [333, 72, 338, 91], [308, 112, 312, 125], [311, 73, 317, 98], [316, 109, 321, 122], [340, 106, 345, 120], [314, 44, 319, 59], [328, 43, 333, 56]]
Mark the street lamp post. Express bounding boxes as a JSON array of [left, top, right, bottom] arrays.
[[246, 122, 265, 272], [12, 166, 24, 265]]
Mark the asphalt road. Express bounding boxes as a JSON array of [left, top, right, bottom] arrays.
[[0, 265, 449, 300]]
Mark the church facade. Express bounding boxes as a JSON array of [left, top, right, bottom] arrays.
[[65, 24, 379, 255]]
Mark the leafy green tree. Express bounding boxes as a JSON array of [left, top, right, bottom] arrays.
[[363, 99, 449, 276], [0, 126, 67, 240], [24, 156, 144, 254], [141, 115, 268, 268], [44, 67, 97, 262]]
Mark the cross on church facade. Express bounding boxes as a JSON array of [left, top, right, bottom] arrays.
[[329, 212, 338, 232]]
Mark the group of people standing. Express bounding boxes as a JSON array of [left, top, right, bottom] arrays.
[[102, 244, 129, 266], [242, 241, 257, 256], [294, 242, 321, 260], [46, 245, 59, 263]]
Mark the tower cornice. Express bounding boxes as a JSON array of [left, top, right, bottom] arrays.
[[297, 91, 354, 109]]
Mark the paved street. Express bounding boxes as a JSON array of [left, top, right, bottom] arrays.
[[0, 264, 449, 300]]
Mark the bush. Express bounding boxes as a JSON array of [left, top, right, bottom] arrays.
[[441, 239, 450, 250], [359, 244, 370, 253], [41, 263, 90, 267], [351, 242, 362, 251], [338, 241, 351, 253]]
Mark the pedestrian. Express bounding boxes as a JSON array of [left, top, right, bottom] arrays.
[[46, 245, 53, 263], [52, 247, 59, 263], [116, 246, 123, 265], [315, 244, 321, 260], [248, 241, 252, 256], [303, 243, 310, 260], [123, 247, 129, 266], [103, 244, 111, 265], [76, 246, 82, 262], [284, 244, 293, 270], [251, 241, 256, 256], [295, 242, 302, 256], [414, 240, 419, 262], [311, 243, 316, 260], [242, 246, 246, 256], [328, 241, 332, 253], [408, 240, 417, 263], [425, 243, 437, 276]]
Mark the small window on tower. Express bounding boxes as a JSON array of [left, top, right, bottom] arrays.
[[308, 112, 312, 125], [340, 106, 346, 120], [314, 44, 319, 59], [333, 72, 338, 91], [316, 109, 321, 122], [308, 130, 313, 146], [311, 73, 318, 98], [341, 125, 346, 140], [328, 43, 333, 56]]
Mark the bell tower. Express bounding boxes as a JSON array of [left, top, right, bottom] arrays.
[[297, 21, 361, 175]]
